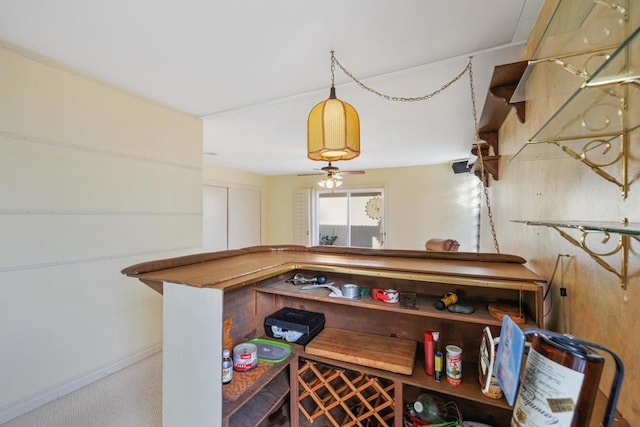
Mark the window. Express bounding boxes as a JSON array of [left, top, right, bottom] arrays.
[[314, 188, 385, 248]]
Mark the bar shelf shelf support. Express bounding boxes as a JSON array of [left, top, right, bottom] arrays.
[[514, 130, 630, 198], [512, 0, 634, 103], [513, 219, 638, 289], [511, 22, 640, 198]]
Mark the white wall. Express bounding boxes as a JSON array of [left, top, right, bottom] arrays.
[[163, 283, 223, 427], [0, 43, 202, 421]]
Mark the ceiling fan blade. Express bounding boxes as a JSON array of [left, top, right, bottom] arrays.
[[337, 170, 366, 175], [298, 162, 366, 177]]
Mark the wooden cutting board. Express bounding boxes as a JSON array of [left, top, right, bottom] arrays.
[[305, 328, 416, 375]]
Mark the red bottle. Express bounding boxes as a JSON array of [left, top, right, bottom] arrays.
[[424, 331, 435, 376]]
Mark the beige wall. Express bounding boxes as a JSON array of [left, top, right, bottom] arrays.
[[266, 163, 480, 251], [203, 163, 267, 188], [0, 43, 202, 419], [479, 1, 639, 422]]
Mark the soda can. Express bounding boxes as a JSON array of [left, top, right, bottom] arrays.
[[446, 345, 462, 385]]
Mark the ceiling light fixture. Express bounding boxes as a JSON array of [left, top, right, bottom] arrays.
[[307, 51, 360, 163], [306, 51, 471, 191], [317, 174, 343, 191]]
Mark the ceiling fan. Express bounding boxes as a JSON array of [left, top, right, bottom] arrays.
[[298, 162, 365, 191], [298, 162, 366, 178]]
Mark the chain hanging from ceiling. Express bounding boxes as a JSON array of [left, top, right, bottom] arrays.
[[467, 58, 500, 254], [331, 52, 500, 253], [331, 51, 470, 102]]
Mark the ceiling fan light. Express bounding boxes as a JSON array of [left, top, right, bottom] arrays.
[[308, 87, 360, 162], [318, 175, 343, 190]]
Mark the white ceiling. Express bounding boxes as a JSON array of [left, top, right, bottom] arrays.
[[0, 0, 543, 176]]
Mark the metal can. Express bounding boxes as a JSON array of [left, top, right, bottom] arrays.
[[233, 342, 258, 372], [446, 345, 462, 385]]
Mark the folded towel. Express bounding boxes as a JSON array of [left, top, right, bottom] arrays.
[[425, 238, 460, 252]]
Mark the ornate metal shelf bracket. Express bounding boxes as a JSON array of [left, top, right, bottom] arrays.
[[553, 131, 628, 198], [534, 84, 631, 198], [551, 226, 629, 289], [535, 48, 619, 81]]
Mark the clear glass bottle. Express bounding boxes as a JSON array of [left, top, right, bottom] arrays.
[[222, 349, 233, 384], [413, 393, 446, 423]]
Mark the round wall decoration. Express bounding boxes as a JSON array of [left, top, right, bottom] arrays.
[[365, 196, 382, 220]]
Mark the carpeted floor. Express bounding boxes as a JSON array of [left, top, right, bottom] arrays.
[[2, 352, 162, 427]]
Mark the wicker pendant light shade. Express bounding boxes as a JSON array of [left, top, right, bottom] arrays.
[[307, 54, 360, 162]]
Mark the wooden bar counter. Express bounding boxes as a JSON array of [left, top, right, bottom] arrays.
[[122, 245, 545, 427]]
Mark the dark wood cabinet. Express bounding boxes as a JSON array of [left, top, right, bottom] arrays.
[[253, 268, 541, 426], [122, 246, 544, 426]]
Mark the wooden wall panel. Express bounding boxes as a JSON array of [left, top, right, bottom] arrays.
[[481, 2, 640, 421]]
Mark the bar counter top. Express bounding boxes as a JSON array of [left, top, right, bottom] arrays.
[[121, 245, 544, 293]]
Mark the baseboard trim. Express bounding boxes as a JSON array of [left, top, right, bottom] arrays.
[[0, 343, 162, 424]]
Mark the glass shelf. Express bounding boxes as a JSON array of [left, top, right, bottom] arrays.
[[531, 0, 629, 61], [513, 219, 635, 289], [510, 134, 622, 161], [512, 219, 640, 236], [511, 23, 640, 198], [509, 1, 639, 288], [586, 24, 640, 87], [512, 0, 634, 102], [513, 25, 640, 149]]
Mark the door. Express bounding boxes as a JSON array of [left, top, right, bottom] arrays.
[[203, 185, 228, 251], [228, 187, 261, 250]]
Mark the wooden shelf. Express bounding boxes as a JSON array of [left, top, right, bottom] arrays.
[[470, 60, 527, 184], [479, 61, 527, 132], [471, 143, 500, 184], [227, 368, 290, 427], [255, 279, 539, 329], [251, 268, 543, 424], [223, 357, 291, 425]]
